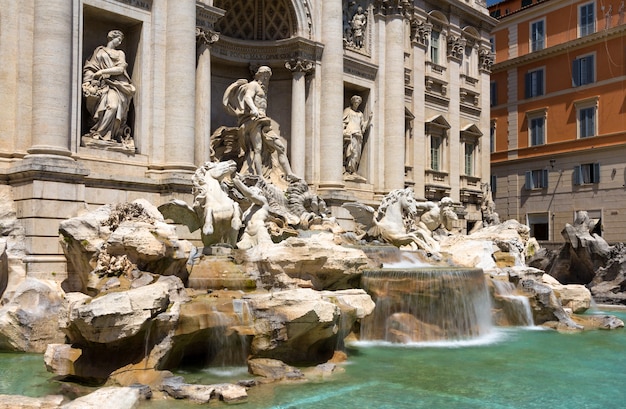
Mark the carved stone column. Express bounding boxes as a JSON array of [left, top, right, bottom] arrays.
[[380, 2, 407, 191], [28, 0, 73, 158], [195, 27, 220, 165], [285, 59, 314, 179], [164, 0, 197, 171], [319, 0, 345, 190]]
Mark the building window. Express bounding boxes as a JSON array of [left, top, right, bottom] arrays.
[[579, 2, 595, 37], [490, 81, 497, 106], [530, 19, 545, 52], [430, 135, 442, 171], [490, 174, 497, 194], [572, 54, 595, 86], [464, 142, 475, 176], [529, 116, 545, 146], [464, 46, 477, 78], [525, 169, 549, 189], [578, 106, 596, 138], [430, 31, 440, 64], [527, 213, 549, 240], [525, 68, 544, 98], [521, 0, 533, 7], [574, 163, 600, 184], [490, 120, 496, 153], [489, 36, 495, 53]]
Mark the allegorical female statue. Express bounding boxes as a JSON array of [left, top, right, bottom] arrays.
[[82, 30, 136, 150], [343, 95, 372, 175]]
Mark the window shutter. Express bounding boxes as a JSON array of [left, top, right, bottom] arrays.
[[491, 174, 497, 194], [525, 72, 532, 98], [572, 59, 580, 87], [541, 169, 548, 188], [586, 55, 594, 84], [538, 70, 544, 95], [574, 165, 582, 185], [525, 171, 533, 189], [593, 162, 600, 183]]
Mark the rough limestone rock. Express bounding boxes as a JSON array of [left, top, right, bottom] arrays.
[[61, 387, 140, 409], [541, 274, 591, 313], [0, 278, 66, 352], [44, 344, 83, 376], [542, 211, 611, 285], [244, 288, 342, 364], [243, 232, 376, 290], [0, 186, 27, 300], [440, 220, 531, 272], [160, 376, 248, 404], [247, 358, 305, 381], [48, 276, 187, 380], [588, 243, 626, 304], [63, 279, 173, 344], [0, 394, 65, 409], [59, 200, 192, 294], [516, 276, 582, 329]]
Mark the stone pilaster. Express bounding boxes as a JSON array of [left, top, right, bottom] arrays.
[[318, 0, 345, 190], [382, 5, 407, 191], [28, 0, 73, 158], [195, 27, 220, 166], [163, 0, 197, 172], [285, 58, 314, 179]]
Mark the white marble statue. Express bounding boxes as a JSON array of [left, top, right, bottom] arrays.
[[82, 30, 136, 149], [342, 95, 372, 175], [159, 160, 242, 248], [232, 174, 272, 250], [343, 188, 440, 254], [222, 66, 297, 182], [350, 6, 367, 49]]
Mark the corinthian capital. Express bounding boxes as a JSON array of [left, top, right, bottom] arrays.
[[196, 27, 219, 46], [285, 58, 315, 74]]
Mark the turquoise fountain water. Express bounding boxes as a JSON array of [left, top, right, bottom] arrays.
[[2, 313, 626, 408]]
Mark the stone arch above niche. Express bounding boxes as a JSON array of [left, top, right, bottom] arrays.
[[214, 0, 299, 41]]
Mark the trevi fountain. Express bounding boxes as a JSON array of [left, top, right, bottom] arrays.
[[2, 1, 626, 408]]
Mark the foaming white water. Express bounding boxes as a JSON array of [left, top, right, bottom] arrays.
[[350, 328, 508, 348], [202, 366, 249, 377], [382, 251, 433, 268]]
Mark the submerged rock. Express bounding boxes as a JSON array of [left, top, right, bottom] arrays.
[[61, 386, 141, 409], [0, 394, 64, 409], [160, 376, 247, 404], [247, 358, 305, 381]]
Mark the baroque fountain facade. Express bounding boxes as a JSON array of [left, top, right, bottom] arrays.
[[0, 0, 622, 407]]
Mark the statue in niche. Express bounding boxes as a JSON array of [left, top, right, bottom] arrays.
[[350, 6, 367, 48], [343, 95, 372, 176], [221, 66, 298, 184], [343, 1, 359, 45], [82, 30, 136, 152]]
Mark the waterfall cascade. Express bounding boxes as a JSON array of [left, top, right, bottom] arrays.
[[360, 267, 494, 343], [491, 279, 534, 327]]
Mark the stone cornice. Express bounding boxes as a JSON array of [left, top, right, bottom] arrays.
[[211, 36, 324, 65], [196, 3, 225, 30], [373, 0, 412, 17], [493, 24, 626, 72]]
